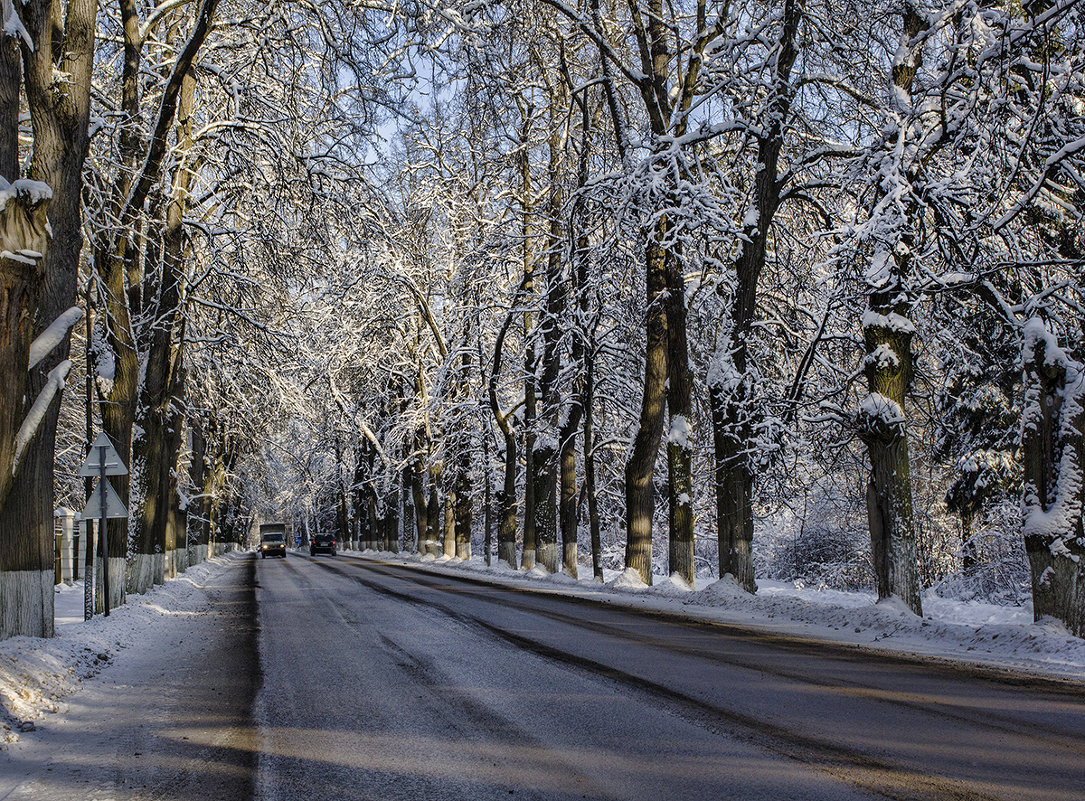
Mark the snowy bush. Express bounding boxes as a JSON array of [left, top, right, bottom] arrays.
[[931, 501, 1031, 607]]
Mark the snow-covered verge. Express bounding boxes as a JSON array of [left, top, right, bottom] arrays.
[[357, 549, 1085, 682], [0, 552, 247, 746]]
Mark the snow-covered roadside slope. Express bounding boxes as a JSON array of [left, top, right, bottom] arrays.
[[358, 550, 1085, 682], [0, 552, 246, 744]]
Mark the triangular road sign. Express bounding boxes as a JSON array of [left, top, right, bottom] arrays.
[[78, 432, 128, 477], [81, 478, 128, 520]]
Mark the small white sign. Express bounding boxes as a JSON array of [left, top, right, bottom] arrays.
[[81, 478, 128, 520], [78, 432, 128, 477]]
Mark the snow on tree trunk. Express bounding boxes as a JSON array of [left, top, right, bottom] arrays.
[[851, 2, 928, 617], [858, 309, 922, 615], [665, 263, 694, 589], [710, 376, 757, 593], [0, 177, 54, 641], [1021, 320, 1085, 637]]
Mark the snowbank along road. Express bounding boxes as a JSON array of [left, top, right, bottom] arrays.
[[0, 556, 258, 800], [3, 551, 1084, 800]]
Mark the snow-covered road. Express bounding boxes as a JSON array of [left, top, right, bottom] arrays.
[[257, 553, 1085, 801], [4, 551, 1084, 800]]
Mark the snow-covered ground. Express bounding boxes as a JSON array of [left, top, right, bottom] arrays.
[[0, 552, 248, 745], [2, 548, 1082, 748]]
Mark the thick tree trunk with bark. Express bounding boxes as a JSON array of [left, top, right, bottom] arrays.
[[0, 183, 54, 637], [711, 382, 757, 592], [859, 300, 922, 614], [454, 467, 472, 560], [584, 355, 603, 582], [1021, 323, 1085, 637], [532, 112, 567, 575], [383, 481, 400, 553], [442, 489, 456, 559], [624, 230, 669, 585], [855, 3, 928, 616], [132, 70, 195, 587], [187, 418, 211, 565], [0, 38, 18, 179], [0, 0, 98, 640], [488, 287, 523, 569], [352, 449, 366, 550], [664, 255, 694, 587], [423, 479, 440, 555], [559, 419, 579, 579], [409, 447, 428, 554], [498, 431, 518, 567], [425, 485, 441, 557]]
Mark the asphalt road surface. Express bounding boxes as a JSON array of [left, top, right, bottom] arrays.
[[3, 552, 1083, 801], [256, 553, 1085, 801]]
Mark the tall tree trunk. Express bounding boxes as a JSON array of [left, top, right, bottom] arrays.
[[335, 440, 351, 548], [384, 480, 400, 553], [532, 102, 567, 574], [0, 36, 18, 179], [352, 447, 366, 550], [584, 353, 602, 582], [664, 254, 694, 587], [857, 3, 928, 616], [442, 488, 456, 559], [624, 229, 669, 585], [0, 186, 51, 637], [488, 287, 523, 569], [425, 484, 440, 557], [365, 484, 380, 551], [188, 416, 211, 565], [98, 0, 220, 601], [0, 0, 98, 640], [558, 422, 579, 579], [519, 106, 537, 572], [410, 440, 428, 554], [131, 69, 196, 589], [1021, 323, 1085, 636], [454, 467, 472, 560], [498, 430, 518, 568], [708, 0, 799, 594]]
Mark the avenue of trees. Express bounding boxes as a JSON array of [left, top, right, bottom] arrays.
[[0, 0, 1082, 640]]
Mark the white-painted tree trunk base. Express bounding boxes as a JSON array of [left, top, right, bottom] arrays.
[[190, 544, 208, 565], [537, 543, 558, 573], [153, 551, 167, 585], [166, 548, 184, 577], [127, 553, 157, 595], [0, 569, 53, 641], [97, 557, 126, 612]]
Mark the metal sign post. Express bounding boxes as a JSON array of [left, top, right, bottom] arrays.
[[79, 432, 128, 618]]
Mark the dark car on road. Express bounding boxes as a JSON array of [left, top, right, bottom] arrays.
[[259, 525, 287, 559], [310, 533, 337, 557]]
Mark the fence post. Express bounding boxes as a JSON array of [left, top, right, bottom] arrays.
[[54, 507, 76, 584]]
